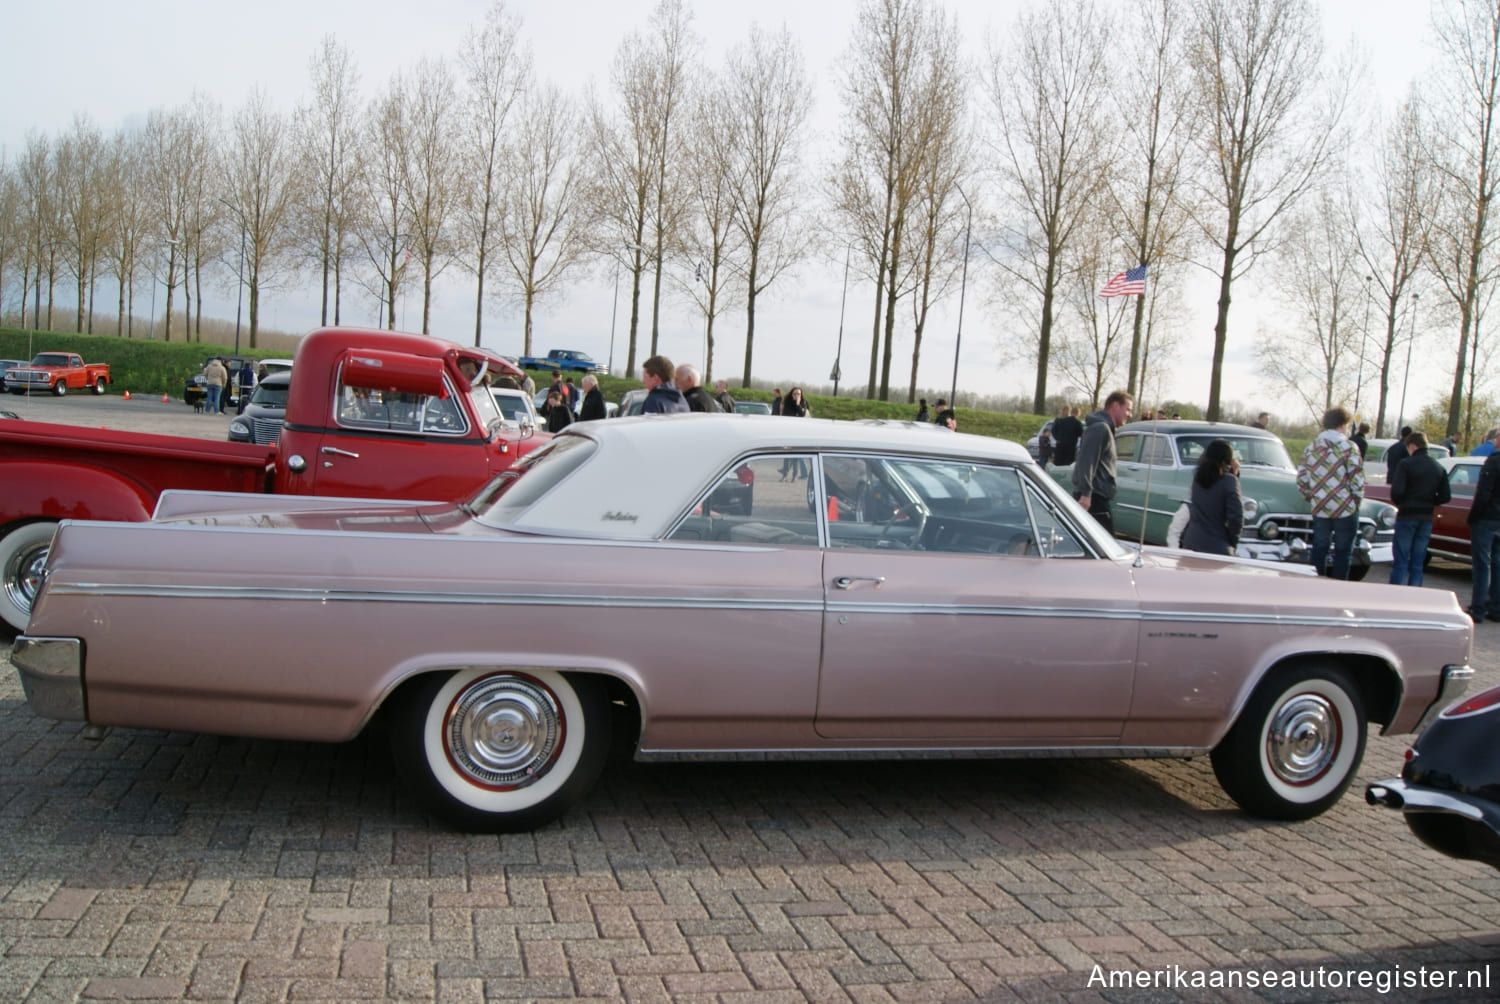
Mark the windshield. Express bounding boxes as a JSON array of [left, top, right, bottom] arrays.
[[1176, 434, 1293, 470], [31, 353, 70, 366], [470, 434, 596, 524], [490, 390, 534, 424], [468, 381, 504, 434], [250, 381, 290, 408]]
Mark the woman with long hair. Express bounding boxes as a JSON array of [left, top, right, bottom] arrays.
[[1181, 438, 1243, 556], [780, 387, 810, 480]]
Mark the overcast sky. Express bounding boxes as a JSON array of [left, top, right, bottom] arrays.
[[1, 0, 1443, 422]]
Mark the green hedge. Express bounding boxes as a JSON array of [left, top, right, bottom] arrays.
[[1, 328, 278, 398]]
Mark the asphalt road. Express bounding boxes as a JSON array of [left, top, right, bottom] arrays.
[[0, 400, 1496, 1001], [1, 390, 234, 440]]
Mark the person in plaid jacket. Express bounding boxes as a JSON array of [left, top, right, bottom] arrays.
[[1296, 406, 1364, 579]]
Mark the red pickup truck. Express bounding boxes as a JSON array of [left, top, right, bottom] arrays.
[[3, 352, 111, 396], [0, 327, 548, 630]]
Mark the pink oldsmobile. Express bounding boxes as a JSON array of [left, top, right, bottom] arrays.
[[12, 416, 1476, 831]]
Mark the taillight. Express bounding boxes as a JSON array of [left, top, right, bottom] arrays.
[[1441, 685, 1500, 719]]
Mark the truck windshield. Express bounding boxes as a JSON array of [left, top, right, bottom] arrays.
[[468, 382, 505, 434], [30, 354, 70, 366]]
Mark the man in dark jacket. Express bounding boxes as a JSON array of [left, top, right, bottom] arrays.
[[1070, 391, 1133, 531], [578, 374, 607, 421], [675, 363, 722, 413], [1383, 426, 1412, 478], [714, 380, 737, 413], [1388, 432, 1451, 587], [1467, 428, 1500, 620], [640, 355, 689, 414], [1050, 406, 1084, 466]]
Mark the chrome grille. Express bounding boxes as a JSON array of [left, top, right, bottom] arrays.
[[250, 417, 283, 445]]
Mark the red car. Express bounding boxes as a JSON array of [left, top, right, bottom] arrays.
[[1367, 455, 1486, 562]]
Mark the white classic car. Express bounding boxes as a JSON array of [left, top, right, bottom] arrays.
[[13, 416, 1474, 831]]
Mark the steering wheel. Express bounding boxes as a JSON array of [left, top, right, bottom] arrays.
[[875, 502, 927, 549]]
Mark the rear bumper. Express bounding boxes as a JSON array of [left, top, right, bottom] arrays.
[[10, 636, 86, 721]]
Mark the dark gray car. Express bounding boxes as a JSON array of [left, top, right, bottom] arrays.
[[227, 372, 290, 445]]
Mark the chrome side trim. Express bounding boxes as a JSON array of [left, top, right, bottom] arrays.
[[10, 636, 86, 721], [1415, 664, 1477, 732], [636, 745, 1207, 762], [40, 580, 1469, 633], [1365, 778, 1486, 821]]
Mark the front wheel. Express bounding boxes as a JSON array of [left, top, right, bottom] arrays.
[[0, 521, 57, 632], [390, 668, 610, 832], [1210, 664, 1366, 820], [52, 381, 66, 397]]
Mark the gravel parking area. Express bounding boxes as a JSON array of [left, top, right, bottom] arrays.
[[1, 400, 1497, 1001], [1, 392, 233, 441]]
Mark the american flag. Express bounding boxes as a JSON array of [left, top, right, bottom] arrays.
[[1099, 264, 1147, 298]]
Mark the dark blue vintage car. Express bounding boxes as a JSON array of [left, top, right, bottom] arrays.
[[1367, 683, 1500, 871]]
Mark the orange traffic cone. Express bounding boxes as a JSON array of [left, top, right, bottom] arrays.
[[827, 495, 839, 522], [122, 390, 130, 400], [162, 393, 170, 403]]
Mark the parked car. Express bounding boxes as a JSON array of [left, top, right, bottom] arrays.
[[0, 360, 25, 383], [1366, 683, 1500, 871], [1048, 420, 1397, 579], [1025, 420, 1054, 462], [489, 386, 542, 430], [14, 416, 1473, 832], [617, 388, 648, 416], [1368, 454, 1486, 562], [734, 400, 773, 416], [4, 352, 110, 396], [227, 371, 291, 445], [1364, 437, 1451, 485]]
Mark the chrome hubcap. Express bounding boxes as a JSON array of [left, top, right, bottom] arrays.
[[444, 674, 563, 790], [3, 541, 47, 617], [1266, 693, 1340, 785]]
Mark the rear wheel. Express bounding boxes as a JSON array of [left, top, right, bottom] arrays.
[[0, 521, 56, 632], [390, 668, 610, 831], [92, 376, 106, 395], [1210, 664, 1366, 820]]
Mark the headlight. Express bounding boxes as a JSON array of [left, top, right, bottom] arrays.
[[1362, 522, 1378, 541], [1258, 520, 1280, 540], [1377, 503, 1398, 528], [229, 418, 250, 437], [1241, 497, 1260, 521]]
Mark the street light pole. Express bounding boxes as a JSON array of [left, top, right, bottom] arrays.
[[950, 185, 974, 411], [1354, 275, 1373, 420], [1398, 291, 1419, 432], [608, 262, 620, 376], [832, 246, 850, 397]]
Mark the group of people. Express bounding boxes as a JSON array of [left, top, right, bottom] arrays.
[[638, 356, 749, 416], [538, 372, 608, 431], [914, 397, 958, 430], [200, 357, 260, 415]]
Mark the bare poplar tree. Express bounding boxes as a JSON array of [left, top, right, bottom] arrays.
[[19, 132, 61, 331], [457, 1, 528, 345], [55, 116, 109, 333], [835, 0, 949, 400], [395, 58, 460, 335], [498, 85, 590, 354], [1257, 191, 1364, 414], [1189, 0, 1346, 421], [1352, 93, 1438, 435], [724, 25, 812, 386], [181, 96, 221, 341], [0, 159, 20, 323], [1425, 0, 1500, 439], [588, 0, 695, 375], [99, 130, 149, 336], [987, 0, 1115, 415], [898, 33, 968, 404], [357, 82, 413, 329], [679, 78, 744, 382], [299, 34, 363, 328], [1054, 229, 1134, 409], [141, 106, 201, 341], [1112, 0, 1198, 398], [223, 88, 301, 347]]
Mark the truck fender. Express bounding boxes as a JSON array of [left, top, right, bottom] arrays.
[[0, 461, 154, 526]]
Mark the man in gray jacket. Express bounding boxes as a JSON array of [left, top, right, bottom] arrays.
[[1071, 390, 1133, 531]]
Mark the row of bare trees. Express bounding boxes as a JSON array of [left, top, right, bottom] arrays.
[[2, 0, 1498, 433]]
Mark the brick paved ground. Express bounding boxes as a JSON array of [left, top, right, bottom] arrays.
[[0, 398, 1496, 1000]]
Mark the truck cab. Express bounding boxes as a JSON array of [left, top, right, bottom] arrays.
[[277, 328, 548, 500]]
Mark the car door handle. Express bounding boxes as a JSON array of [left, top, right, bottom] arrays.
[[833, 575, 885, 590], [320, 446, 360, 459]]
